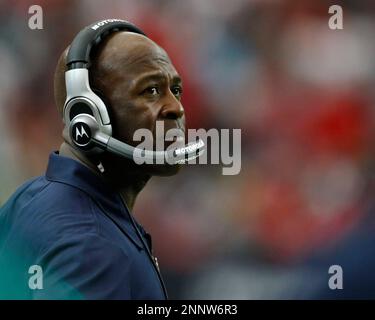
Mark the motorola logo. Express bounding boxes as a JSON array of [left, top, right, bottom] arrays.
[[72, 122, 91, 146], [76, 125, 89, 140]]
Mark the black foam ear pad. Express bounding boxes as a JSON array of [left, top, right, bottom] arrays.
[[69, 101, 94, 121]]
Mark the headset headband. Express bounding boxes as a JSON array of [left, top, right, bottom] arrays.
[[66, 19, 146, 69]]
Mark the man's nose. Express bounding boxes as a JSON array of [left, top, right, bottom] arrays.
[[160, 94, 184, 120]]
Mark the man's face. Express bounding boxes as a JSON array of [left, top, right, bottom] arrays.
[[90, 32, 186, 176]]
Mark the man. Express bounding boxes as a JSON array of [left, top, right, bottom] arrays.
[[0, 20, 189, 299]]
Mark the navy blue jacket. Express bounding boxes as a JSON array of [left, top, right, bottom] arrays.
[[0, 152, 168, 300]]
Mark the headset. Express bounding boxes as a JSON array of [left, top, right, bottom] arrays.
[[63, 19, 204, 166]]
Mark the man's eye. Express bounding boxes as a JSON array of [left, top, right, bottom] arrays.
[[143, 86, 159, 96], [171, 86, 183, 98]]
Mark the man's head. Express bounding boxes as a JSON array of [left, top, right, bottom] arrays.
[[54, 29, 186, 181]]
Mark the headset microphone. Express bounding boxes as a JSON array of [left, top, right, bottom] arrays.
[[63, 19, 205, 165], [70, 114, 204, 164]]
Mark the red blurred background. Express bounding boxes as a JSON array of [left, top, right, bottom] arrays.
[[1, 0, 375, 298]]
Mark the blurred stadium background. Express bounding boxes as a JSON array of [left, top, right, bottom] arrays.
[[1, 0, 375, 298]]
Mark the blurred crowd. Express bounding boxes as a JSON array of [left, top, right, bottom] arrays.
[[1, 0, 375, 298]]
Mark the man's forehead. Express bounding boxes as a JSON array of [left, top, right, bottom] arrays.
[[124, 55, 179, 79], [122, 51, 174, 72], [95, 32, 176, 76]]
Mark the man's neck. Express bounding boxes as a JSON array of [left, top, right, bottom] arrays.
[[58, 142, 149, 211]]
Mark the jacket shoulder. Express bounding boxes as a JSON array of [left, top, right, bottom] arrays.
[[0, 176, 99, 256]]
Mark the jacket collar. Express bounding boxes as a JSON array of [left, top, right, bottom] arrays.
[[45, 151, 145, 250]]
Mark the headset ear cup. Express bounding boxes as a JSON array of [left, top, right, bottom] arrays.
[[63, 93, 112, 156]]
